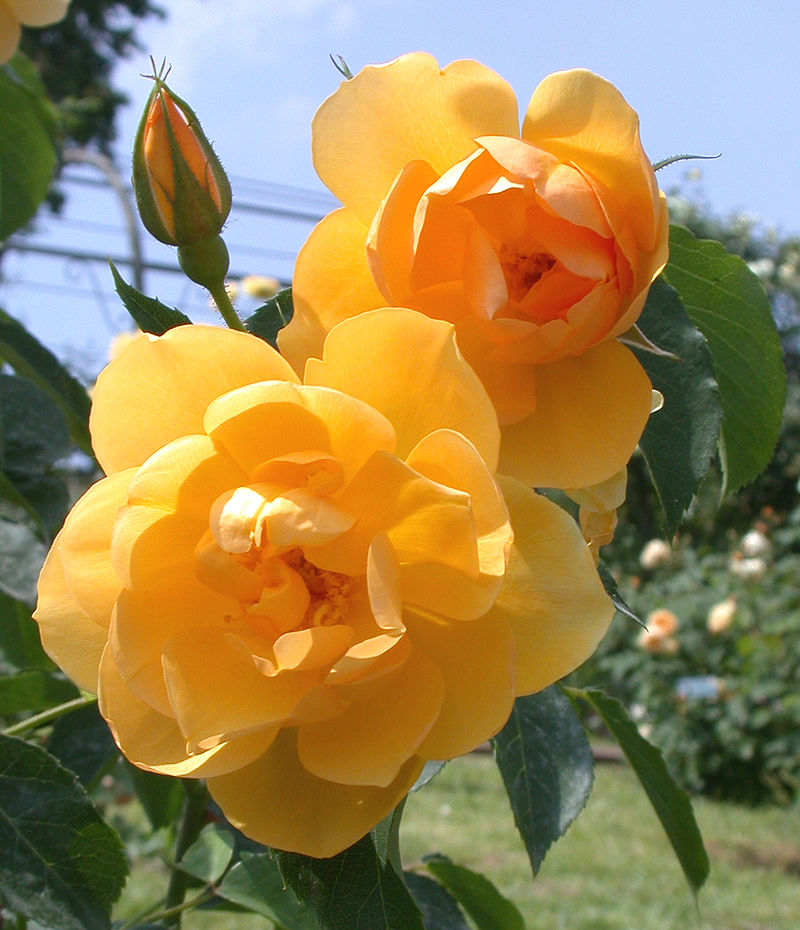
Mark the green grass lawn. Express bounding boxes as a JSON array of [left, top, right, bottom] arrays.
[[115, 753, 800, 929], [402, 753, 800, 930]]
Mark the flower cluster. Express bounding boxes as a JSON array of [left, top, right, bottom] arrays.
[[35, 55, 669, 858]]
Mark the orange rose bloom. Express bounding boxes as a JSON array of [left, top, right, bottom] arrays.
[[34, 311, 613, 857], [280, 53, 669, 488]]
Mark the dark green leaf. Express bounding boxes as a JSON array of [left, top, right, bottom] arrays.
[[0, 590, 52, 673], [0, 734, 127, 930], [424, 855, 525, 930], [47, 703, 118, 788], [216, 852, 318, 930], [404, 871, 471, 930], [0, 308, 92, 455], [126, 763, 184, 831], [0, 373, 72, 537], [245, 287, 294, 347], [663, 225, 786, 493], [178, 824, 234, 883], [276, 833, 425, 930], [0, 56, 57, 238], [109, 261, 191, 335], [597, 561, 645, 628], [566, 687, 709, 895], [492, 688, 593, 876], [0, 517, 47, 602], [634, 278, 722, 535], [0, 669, 78, 715]]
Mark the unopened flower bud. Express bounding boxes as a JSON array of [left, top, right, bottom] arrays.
[[133, 73, 231, 247]]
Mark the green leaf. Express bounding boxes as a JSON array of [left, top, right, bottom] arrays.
[[0, 308, 92, 456], [411, 759, 446, 792], [0, 55, 58, 238], [276, 833, 425, 930], [633, 278, 722, 535], [245, 287, 294, 347], [424, 855, 525, 930], [404, 871, 470, 930], [47, 703, 118, 788], [216, 852, 318, 930], [125, 763, 184, 831], [178, 823, 234, 883], [0, 373, 73, 538], [596, 561, 645, 627], [0, 590, 52, 673], [566, 687, 709, 896], [0, 669, 78, 716], [663, 225, 786, 493], [372, 798, 405, 874], [0, 734, 127, 930], [491, 688, 593, 876], [109, 261, 191, 335], [0, 517, 47, 602]]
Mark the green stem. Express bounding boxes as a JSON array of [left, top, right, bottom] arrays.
[[2, 695, 97, 737], [126, 889, 214, 928], [163, 780, 209, 927], [208, 280, 246, 332]]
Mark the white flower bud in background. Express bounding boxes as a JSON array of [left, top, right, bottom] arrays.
[[740, 529, 771, 559], [241, 275, 280, 300], [707, 597, 737, 634], [746, 257, 775, 279], [639, 538, 671, 570]]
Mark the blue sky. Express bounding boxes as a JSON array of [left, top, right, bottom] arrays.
[[4, 0, 799, 370]]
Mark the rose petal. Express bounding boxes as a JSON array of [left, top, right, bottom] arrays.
[[304, 307, 500, 467], [405, 608, 515, 759], [91, 324, 297, 474], [280, 208, 386, 372], [313, 52, 518, 225], [98, 646, 277, 777], [488, 477, 614, 694], [207, 728, 424, 857], [34, 549, 108, 692], [498, 340, 652, 488]]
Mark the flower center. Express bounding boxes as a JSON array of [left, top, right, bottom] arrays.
[[195, 482, 357, 639], [499, 243, 556, 303]]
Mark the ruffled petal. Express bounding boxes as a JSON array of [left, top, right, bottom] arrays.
[[488, 477, 614, 694], [304, 308, 500, 467], [98, 646, 277, 777], [297, 646, 444, 787], [162, 627, 320, 750], [110, 581, 238, 717], [313, 52, 519, 225], [207, 728, 424, 857], [53, 469, 134, 627], [126, 434, 247, 523], [405, 608, 515, 759], [280, 208, 385, 372], [498, 340, 651, 488], [522, 69, 661, 253], [33, 549, 107, 692], [91, 324, 297, 474]]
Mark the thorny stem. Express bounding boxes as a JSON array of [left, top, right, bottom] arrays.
[[208, 280, 246, 332]]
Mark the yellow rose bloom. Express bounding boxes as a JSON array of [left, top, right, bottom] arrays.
[[35, 310, 612, 857], [0, 0, 69, 62], [280, 53, 668, 489]]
